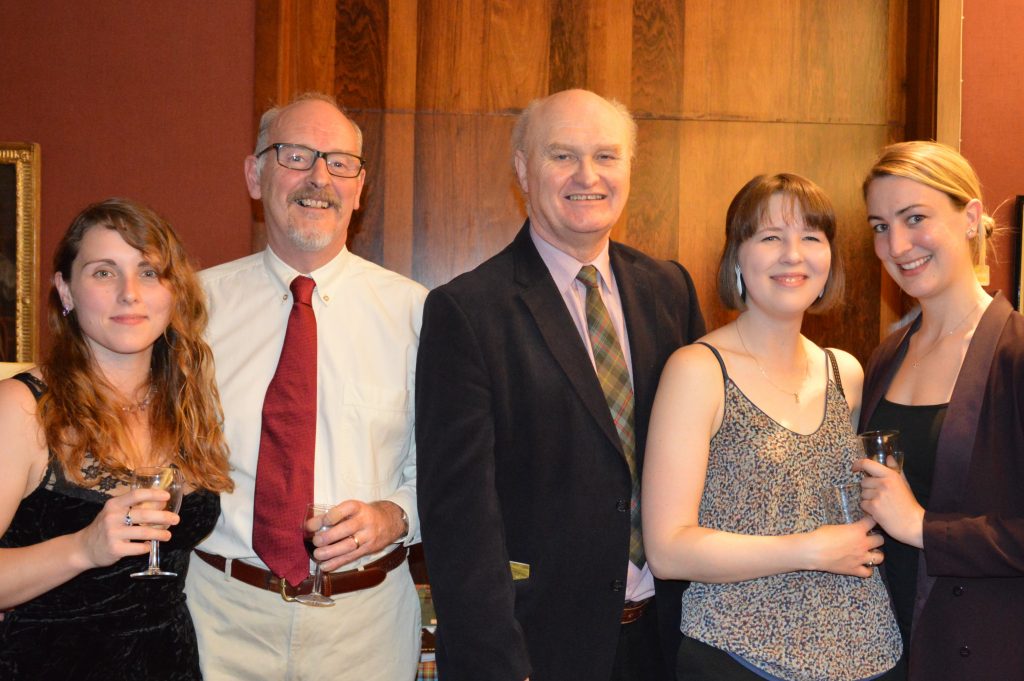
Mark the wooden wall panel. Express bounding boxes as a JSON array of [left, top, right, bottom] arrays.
[[260, 0, 913, 363]]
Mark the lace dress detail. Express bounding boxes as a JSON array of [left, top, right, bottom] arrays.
[[0, 373, 220, 680], [679, 346, 901, 681]]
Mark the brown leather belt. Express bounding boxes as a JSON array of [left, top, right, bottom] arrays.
[[194, 546, 408, 602], [620, 597, 651, 625]]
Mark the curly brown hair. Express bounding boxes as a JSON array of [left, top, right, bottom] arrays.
[[40, 198, 232, 492]]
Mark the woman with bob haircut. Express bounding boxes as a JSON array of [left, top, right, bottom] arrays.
[[0, 198, 233, 680], [857, 141, 1024, 680], [644, 173, 901, 680]]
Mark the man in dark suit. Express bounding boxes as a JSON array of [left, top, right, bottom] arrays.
[[416, 89, 705, 681]]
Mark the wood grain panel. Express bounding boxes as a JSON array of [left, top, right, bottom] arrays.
[[411, 113, 524, 288], [682, 0, 892, 124], [335, 0, 388, 109], [631, 0, 685, 116]]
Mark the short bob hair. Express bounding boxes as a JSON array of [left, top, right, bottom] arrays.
[[862, 140, 993, 265], [717, 173, 845, 313]]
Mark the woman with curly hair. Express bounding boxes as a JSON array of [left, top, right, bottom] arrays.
[[0, 198, 233, 680]]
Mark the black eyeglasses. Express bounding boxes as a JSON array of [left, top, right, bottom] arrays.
[[255, 143, 366, 178]]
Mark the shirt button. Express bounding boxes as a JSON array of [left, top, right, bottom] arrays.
[[610, 579, 624, 592], [616, 499, 629, 512], [959, 646, 971, 657], [953, 585, 966, 596]]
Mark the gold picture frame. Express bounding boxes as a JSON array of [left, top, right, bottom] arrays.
[[1017, 195, 1024, 313], [0, 142, 40, 370]]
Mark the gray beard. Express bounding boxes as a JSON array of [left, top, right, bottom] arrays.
[[287, 222, 338, 252]]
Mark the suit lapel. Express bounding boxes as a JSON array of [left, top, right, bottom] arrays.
[[512, 224, 624, 455], [612, 245, 657, 430], [913, 294, 1012, 632]]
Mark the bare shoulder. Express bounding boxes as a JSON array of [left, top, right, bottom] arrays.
[[0, 374, 48, 507]]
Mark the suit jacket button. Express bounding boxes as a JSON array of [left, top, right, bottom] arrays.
[[616, 499, 629, 512], [610, 579, 624, 592], [959, 646, 971, 657], [953, 585, 965, 596]]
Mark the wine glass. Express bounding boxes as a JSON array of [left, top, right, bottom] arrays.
[[858, 430, 904, 471], [129, 466, 184, 579], [296, 503, 335, 607]]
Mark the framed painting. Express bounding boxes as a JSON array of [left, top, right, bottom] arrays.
[[0, 142, 40, 371]]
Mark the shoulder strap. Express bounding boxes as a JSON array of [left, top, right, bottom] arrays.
[[824, 349, 845, 398], [695, 341, 729, 382], [11, 371, 46, 400]]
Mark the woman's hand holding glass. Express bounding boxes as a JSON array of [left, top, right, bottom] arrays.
[[854, 457, 925, 548], [804, 517, 884, 578], [73, 486, 179, 571], [129, 466, 184, 578]]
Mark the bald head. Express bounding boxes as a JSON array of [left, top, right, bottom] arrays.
[[511, 89, 637, 167]]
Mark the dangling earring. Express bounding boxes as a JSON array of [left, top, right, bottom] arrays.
[[818, 286, 825, 300], [734, 265, 744, 298], [62, 306, 70, 317]]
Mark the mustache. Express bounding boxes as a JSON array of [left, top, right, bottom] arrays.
[[289, 189, 341, 208]]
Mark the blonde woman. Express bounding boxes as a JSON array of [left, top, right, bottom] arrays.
[[0, 199, 232, 679], [857, 141, 1024, 680], [644, 174, 901, 680]]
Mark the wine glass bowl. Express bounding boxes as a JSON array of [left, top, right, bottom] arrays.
[[129, 466, 184, 579], [296, 503, 335, 607], [857, 430, 904, 471]]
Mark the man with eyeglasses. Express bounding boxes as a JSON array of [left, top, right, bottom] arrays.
[[185, 93, 426, 680]]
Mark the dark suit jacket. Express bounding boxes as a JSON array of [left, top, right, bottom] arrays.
[[859, 294, 1024, 681], [416, 223, 705, 681]]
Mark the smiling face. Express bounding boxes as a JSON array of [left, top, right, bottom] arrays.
[[866, 175, 979, 301], [737, 193, 832, 317], [55, 225, 173, 366], [513, 90, 632, 260], [245, 99, 365, 271]]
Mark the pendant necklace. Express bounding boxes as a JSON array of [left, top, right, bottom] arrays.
[[736, 321, 809, 404], [909, 300, 983, 369], [121, 383, 156, 414]]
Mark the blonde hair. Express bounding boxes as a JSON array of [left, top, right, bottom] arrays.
[[718, 173, 845, 313], [41, 198, 233, 492], [863, 141, 994, 265]]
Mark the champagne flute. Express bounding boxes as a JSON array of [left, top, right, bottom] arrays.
[[858, 430, 904, 471], [129, 466, 184, 579], [296, 503, 335, 607]]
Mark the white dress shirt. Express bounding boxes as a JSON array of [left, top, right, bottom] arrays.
[[195, 245, 427, 569], [530, 229, 655, 603]]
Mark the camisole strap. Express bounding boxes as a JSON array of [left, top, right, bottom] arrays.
[[824, 348, 844, 398], [695, 341, 729, 381], [11, 371, 46, 399]]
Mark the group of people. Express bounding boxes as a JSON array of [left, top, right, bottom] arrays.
[[0, 88, 1019, 681]]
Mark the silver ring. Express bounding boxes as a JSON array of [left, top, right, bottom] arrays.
[[352, 534, 360, 549], [124, 509, 133, 526], [867, 559, 875, 567]]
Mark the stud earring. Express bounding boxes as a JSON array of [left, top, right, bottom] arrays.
[[62, 306, 70, 317], [734, 265, 744, 297]]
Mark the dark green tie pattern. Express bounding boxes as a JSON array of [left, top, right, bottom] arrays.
[[576, 265, 644, 566]]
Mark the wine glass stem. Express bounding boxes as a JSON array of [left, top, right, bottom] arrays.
[[149, 539, 161, 571], [311, 563, 325, 596]]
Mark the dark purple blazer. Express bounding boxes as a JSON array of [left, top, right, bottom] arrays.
[[859, 293, 1024, 681], [416, 223, 705, 681]]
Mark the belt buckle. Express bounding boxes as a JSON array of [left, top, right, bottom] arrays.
[[278, 578, 299, 602]]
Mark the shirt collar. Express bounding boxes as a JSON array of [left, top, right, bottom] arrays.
[[529, 228, 614, 294], [262, 245, 352, 306]]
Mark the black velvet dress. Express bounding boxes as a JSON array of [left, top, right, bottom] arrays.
[[0, 373, 219, 680]]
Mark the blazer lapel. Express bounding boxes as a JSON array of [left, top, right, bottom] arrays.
[[611, 245, 657, 427], [512, 224, 624, 455], [913, 294, 1013, 630]]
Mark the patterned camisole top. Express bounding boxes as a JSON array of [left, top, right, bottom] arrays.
[[679, 343, 902, 681]]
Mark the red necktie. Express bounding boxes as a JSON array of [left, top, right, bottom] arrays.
[[253, 275, 317, 587]]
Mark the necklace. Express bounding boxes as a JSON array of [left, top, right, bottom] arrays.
[[121, 384, 156, 414], [909, 300, 983, 369], [735, 321, 809, 404]]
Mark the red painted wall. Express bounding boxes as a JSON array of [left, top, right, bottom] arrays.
[[0, 1, 256, 351], [961, 0, 1024, 302]]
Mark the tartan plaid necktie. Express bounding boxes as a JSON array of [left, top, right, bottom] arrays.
[[576, 265, 644, 566], [253, 275, 318, 587]]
